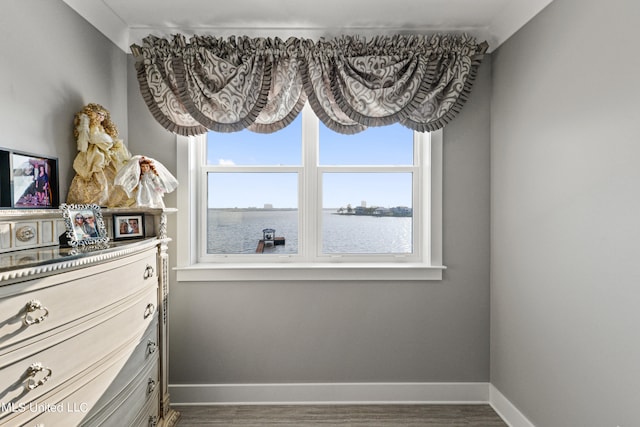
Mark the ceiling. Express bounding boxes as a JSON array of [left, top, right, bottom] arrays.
[[63, 0, 555, 53]]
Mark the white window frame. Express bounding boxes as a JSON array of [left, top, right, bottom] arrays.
[[175, 105, 445, 282]]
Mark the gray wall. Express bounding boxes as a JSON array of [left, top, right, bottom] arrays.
[[145, 62, 492, 385], [0, 0, 128, 201], [6, 0, 640, 422], [490, 0, 640, 425], [4, 0, 492, 398]]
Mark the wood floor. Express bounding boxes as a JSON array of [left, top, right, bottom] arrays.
[[173, 404, 508, 426]]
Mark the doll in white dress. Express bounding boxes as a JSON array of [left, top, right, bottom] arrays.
[[114, 156, 178, 209]]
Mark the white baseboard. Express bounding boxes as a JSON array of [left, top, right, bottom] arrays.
[[170, 382, 489, 405], [489, 384, 536, 427], [170, 382, 534, 426]]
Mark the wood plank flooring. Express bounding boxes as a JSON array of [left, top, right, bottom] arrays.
[[173, 404, 508, 426]]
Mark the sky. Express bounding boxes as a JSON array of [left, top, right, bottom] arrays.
[[206, 115, 415, 209]]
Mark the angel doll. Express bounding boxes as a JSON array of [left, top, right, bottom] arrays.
[[66, 103, 134, 207], [114, 156, 178, 209]]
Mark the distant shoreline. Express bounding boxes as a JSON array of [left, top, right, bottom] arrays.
[[207, 208, 411, 217], [332, 212, 411, 217], [208, 208, 298, 211]]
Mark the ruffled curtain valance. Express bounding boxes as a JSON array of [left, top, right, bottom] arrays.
[[131, 34, 488, 136]]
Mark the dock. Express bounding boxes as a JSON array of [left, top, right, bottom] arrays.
[[256, 237, 285, 253]]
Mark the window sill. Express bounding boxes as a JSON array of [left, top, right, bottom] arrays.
[[175, 263, 446, 282]]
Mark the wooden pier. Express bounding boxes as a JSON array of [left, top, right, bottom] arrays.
[[255, 237, 285, 253]]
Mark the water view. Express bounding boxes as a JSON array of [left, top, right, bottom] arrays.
[[207, 209, 412, 255]]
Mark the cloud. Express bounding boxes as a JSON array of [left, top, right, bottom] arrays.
[[218, 158, 235, 165]]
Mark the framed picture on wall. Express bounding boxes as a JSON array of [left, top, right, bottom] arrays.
[[0, 148, 59, 209]]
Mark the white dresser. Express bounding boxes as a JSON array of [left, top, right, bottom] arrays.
[[0, 209, 179, 427]]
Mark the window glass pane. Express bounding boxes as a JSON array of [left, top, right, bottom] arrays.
[[319, 122, 413, 165], [207, 173, 298, 254], [322, 173, 413, 254], [206, 115, 302, 165]]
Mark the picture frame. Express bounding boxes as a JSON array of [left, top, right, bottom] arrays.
[[60, 203, 109, 248], [0, 148, 59, 209], [113, 213, 145, 240]]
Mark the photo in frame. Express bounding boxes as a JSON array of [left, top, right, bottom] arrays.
[[60, 203, 109, 248], [0, 148, 59, 208], [113, 214, 145, 240]]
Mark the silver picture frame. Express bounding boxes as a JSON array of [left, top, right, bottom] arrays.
[[60, 203, 109, 248]]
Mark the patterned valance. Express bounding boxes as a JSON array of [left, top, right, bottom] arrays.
[[130, 34, 487, 136]]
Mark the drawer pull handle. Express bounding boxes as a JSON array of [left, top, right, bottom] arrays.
[[147, 340, 158, 355], [147, 378, 157, 394], [26, 362, 52, 390], [143, 264, 155, 279], [24, 300, 49, 326], [144, 303, 155, 319], [149, 415, 158, 427]]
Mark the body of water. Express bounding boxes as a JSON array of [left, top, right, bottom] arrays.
[[207, 209, 412, 255]]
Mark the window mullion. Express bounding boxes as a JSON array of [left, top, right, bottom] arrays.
[[413, 132, 424, 261], [301, 104, 319, 262], [197, 136, 209, 262]]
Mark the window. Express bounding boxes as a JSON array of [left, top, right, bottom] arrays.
[[175, 104, 444, 281]]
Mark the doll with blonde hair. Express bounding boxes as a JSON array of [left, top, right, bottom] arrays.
[[66, 103, 134, 207]]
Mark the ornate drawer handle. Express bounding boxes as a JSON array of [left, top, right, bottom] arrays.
[[147, 378, 157, 394], [24, 300, 50, 326], [149, 415, 158, 427], [26, 362, 53, 390], [147, 340, 158, 355], [143, 264, 155, 279], [144, 303, 155, 319]]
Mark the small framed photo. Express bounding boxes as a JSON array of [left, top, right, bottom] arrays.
[[60, 203, 109, 248], [0, 148, 59, 209], [113, 214, 145, 240]]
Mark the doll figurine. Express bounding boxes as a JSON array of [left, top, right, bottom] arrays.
[[114, 156, 178, 209], [66, 103, 134, 207]]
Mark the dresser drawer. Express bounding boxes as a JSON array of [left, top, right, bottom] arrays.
[[0, 285, 158, 420], [81, 325, 159, 424], [4, 334, 159, 427], [130, 388, 161, 427], [0, 248, 158, 354], [81, 357, 159, 427]]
